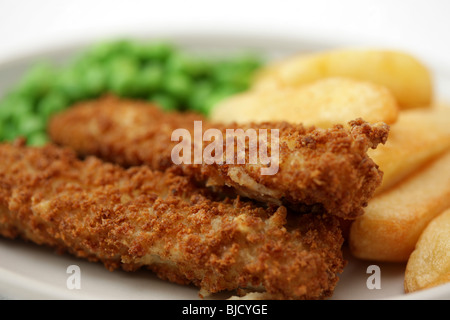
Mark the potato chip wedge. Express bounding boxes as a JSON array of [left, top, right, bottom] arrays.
[[349, 151, 450, 262], [210, 77, 399, 128], [369, 108, 450, 194], [253, 49, 433, 109], [404, 208, 450, 293], [433, 101, 450, 110]]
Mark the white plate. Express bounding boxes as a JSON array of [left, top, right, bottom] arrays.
[[0, 33, 449, 300]]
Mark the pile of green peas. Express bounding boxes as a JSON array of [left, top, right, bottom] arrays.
[[0, 39, 263, 146]]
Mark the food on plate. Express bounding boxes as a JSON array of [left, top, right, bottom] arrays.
[[209, 77, 399, 128], [1, 39, 447, 299], [368, 107, 450, 194], [0, 140, 345, 300], [404, 208, 450, 293], [48, 95, 389, 220], [253, 49, 433, 109], [0, 39, 262, 146], [349, 151, 450, 262]]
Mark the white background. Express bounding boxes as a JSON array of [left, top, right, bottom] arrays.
[[0, 0, 449, 67]]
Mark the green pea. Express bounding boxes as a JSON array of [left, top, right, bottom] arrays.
[[163, 72, 192, 101], [188, 81, 213, 113], [1, 122, 19, 142], [215, 85, 241, 98], [7, 96, 34, 125], [0, 95, 41, 141], [134, 63, 164, 96], [27, 132, 49, 146], [230, 71, 253, 91], [228, 53, 263, 71], [17, 61, 56, 99], [83, 64, 107, 97], [38, 91, 70, 118], [54, 68, 86, 101], [149, 94, 178, 112], [83, 42, 113, 62], [0, 119, 4, 140], [139, 41, 174, 61], [84, 40, 131, 62], [214, 65, 255, 92], [0, 39, 264, 122], [212, 63, 239, 83], [0, 95, 15, 121], [18, 115, 46, 137], [186, 58, 213, 77], [165, 53, 210, 77], [114, 39, 141, 56], [107, 57, 139, 96], [69, 53, 94, 72]]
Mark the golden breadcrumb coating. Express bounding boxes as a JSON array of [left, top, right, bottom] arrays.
[[0, 141, 345, 300], [48, 95, 389, 219]]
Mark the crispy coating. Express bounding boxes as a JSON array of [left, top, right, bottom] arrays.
[[404, 208, 450, 293], [0, 141, 345, 300], [48, 95, 389, 219]]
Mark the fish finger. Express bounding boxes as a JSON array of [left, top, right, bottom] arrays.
[[0, 140, 345, 299], [48, 95, 389, 219]]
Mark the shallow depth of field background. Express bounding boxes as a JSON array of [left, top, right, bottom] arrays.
[[0, 0, 449, 69]]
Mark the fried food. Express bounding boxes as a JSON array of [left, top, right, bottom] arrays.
[[210, 77, 399, 128], [369, 108, 450, 194], [0, 141, 345, 300], [349, 151, 450, 262], [433, 101, 450, 110], [404, 208, 450, 293], [253, 49, 433, 109], [48, 95, 389, 220]]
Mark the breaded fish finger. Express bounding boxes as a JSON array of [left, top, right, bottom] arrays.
[[48, 95, 389, 219], [0, 141, 345, 300]]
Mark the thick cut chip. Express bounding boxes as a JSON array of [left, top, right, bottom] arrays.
[[369, 108, 450, 194], [404, 208, 450, 293], [349, 151, 450, 262], [253, 49, 433, 109], [210, 77, 399, 128]]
